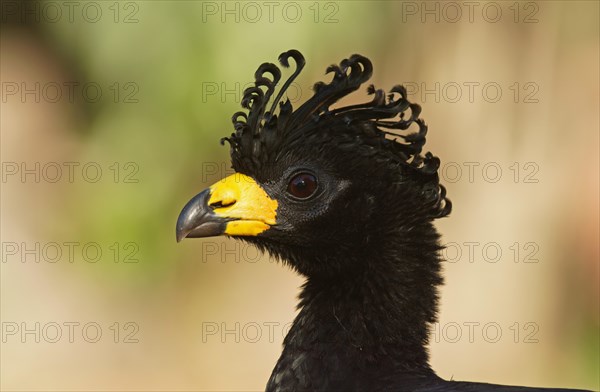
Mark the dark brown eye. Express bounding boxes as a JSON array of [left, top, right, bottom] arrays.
[[287, 173, 318, 199]]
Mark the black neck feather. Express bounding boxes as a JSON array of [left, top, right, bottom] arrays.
[[267, 222, 443, 390]]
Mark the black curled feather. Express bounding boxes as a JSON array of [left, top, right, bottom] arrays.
[[222, 50, 451, 218]]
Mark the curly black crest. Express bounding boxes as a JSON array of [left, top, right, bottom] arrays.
[[222, 49, 451, 218]]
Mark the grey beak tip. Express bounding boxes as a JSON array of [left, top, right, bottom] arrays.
[[176, 189, 225, 241]]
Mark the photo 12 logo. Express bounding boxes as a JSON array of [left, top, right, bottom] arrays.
[[200, 1, 340, 24], [1, 82, 139, 104], [2, 242, 140, 264], [1, 162, 140, 184], [1, 1, 140, 24], [442, 241, 540, 264], [431, 321, 540, 344], [403, 82, 540, 104], [201, 321, 293, 343], [201, 81, 304, 104], [399, 2, 540, 24], [1, 321, 140, 343], [440, 162, 540, 184]]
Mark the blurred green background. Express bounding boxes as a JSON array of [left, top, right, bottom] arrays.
[[1, 1, 598, 390]]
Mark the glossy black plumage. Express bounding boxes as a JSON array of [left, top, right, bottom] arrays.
[[182, 50, 590, 392]]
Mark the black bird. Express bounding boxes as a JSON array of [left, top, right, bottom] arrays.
[[176, 50, 590, 392]]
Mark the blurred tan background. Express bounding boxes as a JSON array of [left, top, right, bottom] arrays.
[[1, 1, 598, 391]]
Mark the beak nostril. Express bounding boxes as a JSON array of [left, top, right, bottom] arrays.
[[209, 200, 235, 209]]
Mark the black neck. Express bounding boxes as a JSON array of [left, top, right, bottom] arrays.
[[298, 255, 438, 372], [268, 225, 443, 389]]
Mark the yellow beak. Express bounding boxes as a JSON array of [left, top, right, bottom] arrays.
[[176, 173, 278, 241]]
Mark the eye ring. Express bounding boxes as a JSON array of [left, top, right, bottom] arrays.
[[287, 172, 318, 200]]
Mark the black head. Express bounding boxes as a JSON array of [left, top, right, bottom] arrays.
[[177, 50, 451, 279]]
